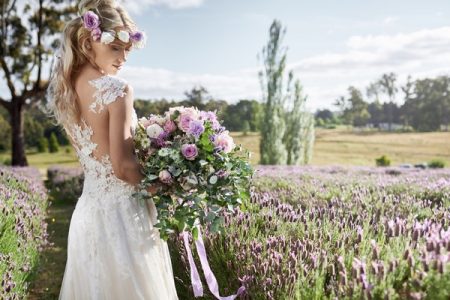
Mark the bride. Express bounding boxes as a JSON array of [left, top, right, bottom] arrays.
[[46, 0, 179, 299]]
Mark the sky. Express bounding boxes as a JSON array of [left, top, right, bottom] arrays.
[[2, 0, 450, 111]]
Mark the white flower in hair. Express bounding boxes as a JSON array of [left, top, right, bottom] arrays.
[[117, 30, 130, 43], [100, 31, 115, 44]]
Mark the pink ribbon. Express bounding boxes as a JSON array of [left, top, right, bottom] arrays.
[[182, 226, 246, 299]]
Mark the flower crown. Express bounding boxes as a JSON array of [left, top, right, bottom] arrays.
[[81, 11, 146, 49]]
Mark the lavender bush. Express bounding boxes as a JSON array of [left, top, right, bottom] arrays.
[[46, 166, 84, 204], [0, 167, 49, 299], [169, 166, 450, 299]]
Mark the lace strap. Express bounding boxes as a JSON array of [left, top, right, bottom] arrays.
[[88, 75, 128, 113]]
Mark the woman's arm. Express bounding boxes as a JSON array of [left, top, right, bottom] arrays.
[[108, 85, 144, 186], [107, 85, 163, 196]]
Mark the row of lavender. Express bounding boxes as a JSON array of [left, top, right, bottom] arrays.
[[0, 167, 49, 299], [169, 166, 450, 299]]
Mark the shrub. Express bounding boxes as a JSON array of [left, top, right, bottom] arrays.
[[48, 132, 59, 153], [375, 155, 391, 167], [428, 159, 445, 169], [37, 137, 48, 153], [46, 166, 84, 203], [0, 167, 49, 299]]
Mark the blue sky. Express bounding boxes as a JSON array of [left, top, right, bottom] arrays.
[[118, 0, 450, 111], [3, 0, 450, 111]]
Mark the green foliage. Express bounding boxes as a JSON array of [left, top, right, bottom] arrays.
[[48, 132, 59, 153], [25, 115, 45, 149], [376, 155, 391, 167], [428, 159, 445, 169], [259, 20, 315, 165], [37, 137, 48, 153]]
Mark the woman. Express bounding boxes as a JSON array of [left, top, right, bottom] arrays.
[[46, 0, 179, 299]]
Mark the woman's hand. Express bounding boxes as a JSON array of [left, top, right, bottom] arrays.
[[146, 182, 161, 196]]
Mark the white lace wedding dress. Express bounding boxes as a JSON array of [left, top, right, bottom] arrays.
[[58, 75, 179, 300]]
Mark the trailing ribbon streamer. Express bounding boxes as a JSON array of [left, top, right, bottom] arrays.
[[182, 226, 246, 299], [182, 230, 203, 297]]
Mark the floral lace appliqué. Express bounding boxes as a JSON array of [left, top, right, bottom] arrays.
[[88, 75, 127, 113]]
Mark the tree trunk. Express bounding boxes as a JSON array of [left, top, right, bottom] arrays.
[[11, 100, 28, 166]]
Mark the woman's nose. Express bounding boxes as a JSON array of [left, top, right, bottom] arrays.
[[120, 50, 128, 62]]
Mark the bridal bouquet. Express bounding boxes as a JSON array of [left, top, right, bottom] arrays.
[[133, 106, 253, 241]]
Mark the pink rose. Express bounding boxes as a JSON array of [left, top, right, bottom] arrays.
[[214, 131, 235, 153], [164, 120, 177, 133], [177, 107, 199, 132], [159, 170, 172, 184]]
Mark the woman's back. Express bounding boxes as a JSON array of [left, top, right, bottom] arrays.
[[68, 67, 139, 199]]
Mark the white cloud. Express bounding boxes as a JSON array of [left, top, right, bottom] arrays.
[[382, 16, 398, 25], [121, 66, 261, 102], [108, 26, 450, 111], [120, 0, 206, 13]]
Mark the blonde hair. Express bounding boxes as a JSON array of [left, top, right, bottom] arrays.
[[46, 0, 137, 132]]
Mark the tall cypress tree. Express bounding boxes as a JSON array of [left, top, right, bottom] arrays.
[[258, 20, 288, 165], [259, 20, 315, 165]]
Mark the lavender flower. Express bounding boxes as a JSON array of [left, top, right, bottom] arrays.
[[188, 120, 205, 138], [82, 11, 100, 30]]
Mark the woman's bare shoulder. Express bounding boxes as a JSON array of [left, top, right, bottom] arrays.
[[74, 66, 104, 103]]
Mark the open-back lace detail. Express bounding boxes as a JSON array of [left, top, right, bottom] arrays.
[[88, 74, 127, 113], [68, 75, 138, 199]]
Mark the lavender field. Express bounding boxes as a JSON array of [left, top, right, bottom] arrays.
[[170, 166, 450, 300], [0, 167, 49, 299]]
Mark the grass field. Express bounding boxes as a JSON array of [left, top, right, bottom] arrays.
[[232, 128, 450, 166], [1, 129, 449, 176]]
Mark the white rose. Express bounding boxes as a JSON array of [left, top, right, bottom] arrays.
[[117, 30, 130, 43], [100, 32, 115, 44], [146, 123, 164, 139]]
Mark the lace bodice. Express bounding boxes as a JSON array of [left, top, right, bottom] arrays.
[[68, 74, 139, 199]]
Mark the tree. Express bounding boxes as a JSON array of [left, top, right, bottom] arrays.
[[404, 76, 450, 131], [377, 72, 398, 131], [259, 20, 314, 165], [315, 109, 334, 122], [347, 87, 369, 127], [283, 77, 314, 164], [183, 86, 210, 110], [258, 20, 288, 164], [48, 132, 59, 153], [0, 0, 76, 165]]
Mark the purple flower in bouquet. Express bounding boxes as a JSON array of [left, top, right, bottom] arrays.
[[200, 111, 221, 130], [181, 144, 198, 160], [82, 11, 100, 30], [188, 120, 205, 138], [159, 170, 173, 184]]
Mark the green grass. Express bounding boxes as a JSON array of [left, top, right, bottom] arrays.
[[27, 197, 75, 300], [0, 146, 79, 177]]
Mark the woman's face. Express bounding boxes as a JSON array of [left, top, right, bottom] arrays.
[[89, 32, 132, 75]]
